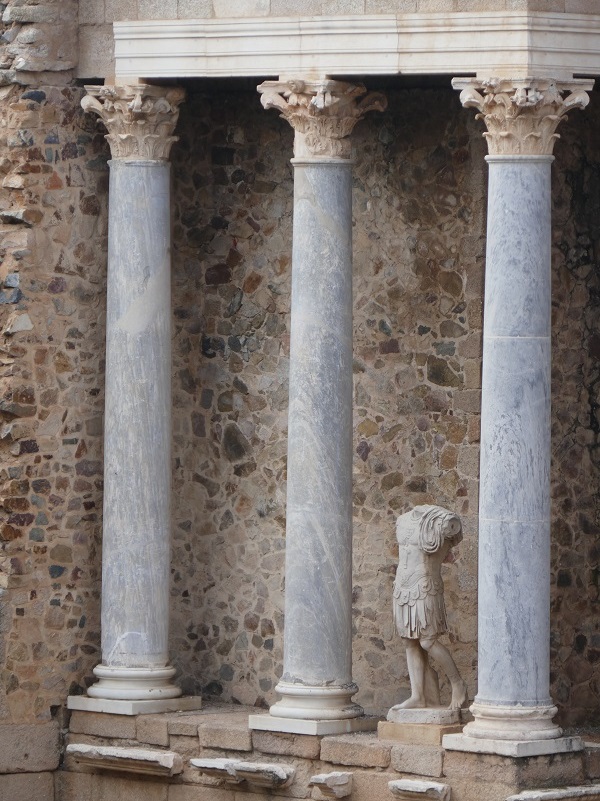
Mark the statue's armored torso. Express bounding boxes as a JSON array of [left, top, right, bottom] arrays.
[[393, 506, 461, 639]]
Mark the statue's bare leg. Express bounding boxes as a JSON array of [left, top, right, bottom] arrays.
[[424, 662, 441, 706], [399, 638, 428, 708], [421, 637, 468, 709]]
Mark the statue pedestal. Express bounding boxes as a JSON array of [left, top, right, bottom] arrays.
[[379, 707, 466, 745]]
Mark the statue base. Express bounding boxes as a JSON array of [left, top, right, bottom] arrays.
[[386, 706, 464, 725], [379, 706, 468, 745]]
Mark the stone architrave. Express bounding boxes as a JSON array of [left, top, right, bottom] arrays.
[[249, 78, 386, 734], [73, 84, 193, 709], [451, 77, 593, 746]]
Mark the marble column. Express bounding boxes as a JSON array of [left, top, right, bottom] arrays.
[[69, 85, 199, 713], [449, 77, 592, 748], [250, 79, 386, 734]]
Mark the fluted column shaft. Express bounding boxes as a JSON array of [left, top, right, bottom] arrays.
[[81, 85, 185, 703], [454, 77, 592, 742], [253, 78, 386, 731]]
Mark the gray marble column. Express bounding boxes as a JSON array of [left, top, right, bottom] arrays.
[[450, 77, 592, 747], [251, 79, 386, 734], [71, 85, 198, 711]]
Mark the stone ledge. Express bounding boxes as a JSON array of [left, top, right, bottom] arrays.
[[389, 778, 451, 800], [505, 787, 600, 800], [190, 757, 295, 789], [309, 771, 353, 798], [65, 743, 183, 776]]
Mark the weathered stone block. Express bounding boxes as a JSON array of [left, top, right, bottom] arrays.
[[69, 711, 137, 740], [0, 721, 60, 773], [198, 719, 252, 752], [443, 750, 586, 800], [0, 771, 54, 801], [167, 714, 204, 737], [57, 771, 169, 801], [350, 770, 405, 801], [3, 6, 59, 23], [213, 0, 270, 15], [167, 785, 239, 800], [252, 729, 322, 759], [391, 743, 444, 777], [137, 715, 170, 747], [321, 733, 391, 768]]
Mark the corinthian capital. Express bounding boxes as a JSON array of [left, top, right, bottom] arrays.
[[258, 78, 387, 160], [452, 77, 593, 156], [81, 84, 186, 161]]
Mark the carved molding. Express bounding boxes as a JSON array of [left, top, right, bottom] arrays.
[[81, 84, 185, 161], [66, 744, 183, 777], [453, 77, 593, 156], [190, 758, 295, 789], [258, 78, 387, 160]]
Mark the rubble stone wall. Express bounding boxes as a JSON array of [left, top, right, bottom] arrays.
[[0, 73, 108, 726]]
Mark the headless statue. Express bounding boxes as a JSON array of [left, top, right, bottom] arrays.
[[393, 505, 468, 710]]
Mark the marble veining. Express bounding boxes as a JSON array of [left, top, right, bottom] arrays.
[[101, 160, 173, 671], [283, 162, 354, 687]]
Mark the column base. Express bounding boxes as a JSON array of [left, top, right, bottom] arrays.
[[67, 694, 203, 716], [269, 681, 363, 720], [249, 712, 379, 736], [462, 701, 562, 741], [248, 680, 374, 735], [86, 665, 182, 701]]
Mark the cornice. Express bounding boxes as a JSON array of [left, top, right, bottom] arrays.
[[106, 12, 600, 83]]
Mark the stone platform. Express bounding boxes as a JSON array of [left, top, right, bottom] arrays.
[[53, 702, 600, 801]]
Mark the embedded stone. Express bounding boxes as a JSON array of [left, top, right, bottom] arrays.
[[426, 356, 462, 387], [223, 423, 250, 462]]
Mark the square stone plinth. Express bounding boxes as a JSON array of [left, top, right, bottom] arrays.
[[67, 695, 203, 716], [248, 714, 379, 736], [379, 721, 462, 745], [443, 734, 584, 758]]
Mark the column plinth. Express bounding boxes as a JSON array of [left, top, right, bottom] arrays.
[[68, 85, 200, 714], [250, 78, 385, 734], [447, 77, 592, 753]]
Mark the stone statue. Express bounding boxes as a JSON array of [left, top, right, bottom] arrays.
[[392, 505, 467, 710]]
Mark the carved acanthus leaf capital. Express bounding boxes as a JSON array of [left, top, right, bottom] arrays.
[[81, 84, 186, 161], [258, 78, 387, 160], [452, 77, 593, 156]]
